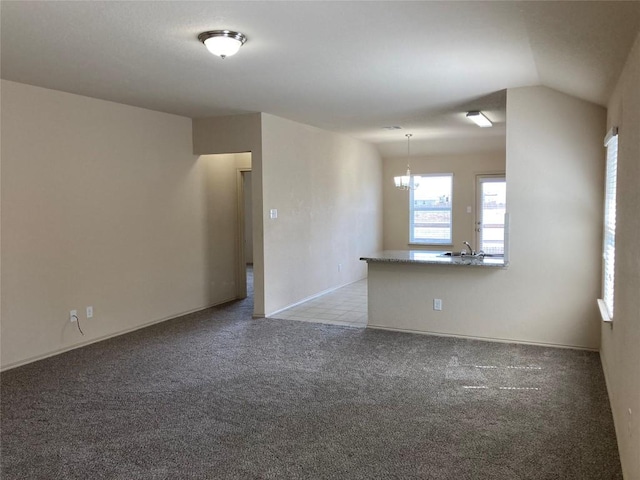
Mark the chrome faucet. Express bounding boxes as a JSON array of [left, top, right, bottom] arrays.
[[463, 241, 474, 256]]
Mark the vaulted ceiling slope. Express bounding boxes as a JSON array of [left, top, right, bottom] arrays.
[[1, 1, 639, 156]]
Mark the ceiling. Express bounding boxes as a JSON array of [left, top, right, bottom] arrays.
[[1, 1, 639, 156]]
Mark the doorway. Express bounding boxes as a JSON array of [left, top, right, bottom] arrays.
[[236, 169, 253, 299], [476, 174, 506, 254]]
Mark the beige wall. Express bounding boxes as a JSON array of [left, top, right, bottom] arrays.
[[383, 153, 505, 251], [368, 86, 605, 350], [260, 114, 383, 315], [243, 172, 254, 264], [600, 33, 640, 480], [0, 81, 244, 369], [193, 113, 262, 157]]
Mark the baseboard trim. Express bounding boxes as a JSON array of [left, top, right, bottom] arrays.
[[0, 298, 236, 372], [366, 324, 599, 351], [266, 277, 367, 318]]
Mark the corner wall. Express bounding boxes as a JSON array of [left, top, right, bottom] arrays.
[[600, 32, 640, 480], [0, 81, 242, 369], [505, 86, 605, 348], [260, 114, 383, 316]]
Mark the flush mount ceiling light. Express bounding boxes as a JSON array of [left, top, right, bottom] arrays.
[[198, 30, 247, 59], [466, 111, 493, 128], [394, 134, 421, 190]]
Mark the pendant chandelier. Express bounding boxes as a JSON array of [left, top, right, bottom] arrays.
[[394, 134, 420, 190]]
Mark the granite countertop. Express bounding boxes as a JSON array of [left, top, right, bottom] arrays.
[[359, 250, 507, 268]]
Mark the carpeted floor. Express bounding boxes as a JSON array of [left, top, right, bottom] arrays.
[[1, 282, 621, 479]]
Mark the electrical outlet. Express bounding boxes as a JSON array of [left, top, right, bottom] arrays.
[[433, 299, 443, 311], [338, 263, 342, 272], [70, 310, 78, 323], [86, 306, 93, 319]]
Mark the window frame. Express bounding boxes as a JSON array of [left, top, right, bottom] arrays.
[[409, 173, 454, 246], [598, 127, 618, 323]]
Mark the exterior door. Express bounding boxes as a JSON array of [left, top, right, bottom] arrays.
[[476, 175, 506, 255]]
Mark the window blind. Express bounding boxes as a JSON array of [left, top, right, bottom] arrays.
[[602, 128, 618, 319]]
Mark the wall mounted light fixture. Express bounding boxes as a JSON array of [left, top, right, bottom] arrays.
[[198, 30, 247, 59], [466, 111, 493, 127]]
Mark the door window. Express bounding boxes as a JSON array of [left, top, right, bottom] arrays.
[[477, 175, 506, 255]]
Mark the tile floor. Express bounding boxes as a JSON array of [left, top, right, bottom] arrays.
[[269, 278, 368, 328]]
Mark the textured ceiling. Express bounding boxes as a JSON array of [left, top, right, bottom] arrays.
[[1, 1, 639, 156]]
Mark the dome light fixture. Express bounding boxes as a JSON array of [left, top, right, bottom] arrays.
[[198, 30, 247, 59]]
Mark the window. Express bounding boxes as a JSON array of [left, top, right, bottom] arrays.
[[410, 174, 453, 244], [477, 175, 506, 255], [600, 127, 618, 321]]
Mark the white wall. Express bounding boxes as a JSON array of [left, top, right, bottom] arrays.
[[0, 81, 243, 369], [384, 152, 505, 251], [368, 86, 606, 349], [600, 32, 640, 480], [260, 114, 383, 316]]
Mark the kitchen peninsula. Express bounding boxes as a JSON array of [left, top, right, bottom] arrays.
[[360, 250, 510, 341], [360, 250, 508, 268]]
